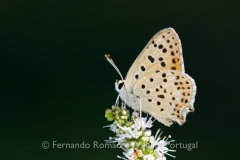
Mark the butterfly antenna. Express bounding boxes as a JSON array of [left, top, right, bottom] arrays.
[[105, 54, 124, 80]]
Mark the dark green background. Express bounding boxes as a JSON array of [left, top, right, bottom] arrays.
[[1, 0, 239, 159]]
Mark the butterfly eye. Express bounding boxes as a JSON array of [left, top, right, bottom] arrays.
[[118, 82, 124, 90]]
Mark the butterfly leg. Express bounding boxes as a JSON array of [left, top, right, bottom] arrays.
[[121, 101, 125, 109], [139, 98, 142, 121], [115, 94, 120, 107], [123, 95, 127, 109]]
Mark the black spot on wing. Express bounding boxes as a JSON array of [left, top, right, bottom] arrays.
[[148, 55, 155, 63]]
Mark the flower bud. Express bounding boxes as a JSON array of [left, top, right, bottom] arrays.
[[141, 137, 146, 141], [112, 105, 115, 110], [124, 143, 130, 148], [115, 116, 119, 119], [130, 142, 135, 147], [106, 109, 112, 113], [144, 130, 151, 137], [122, 110, 127, 115], [145, 137, 149, 141]]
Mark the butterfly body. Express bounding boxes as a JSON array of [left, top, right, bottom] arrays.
[[112, 28, 196, 126], [115, 80, 140, 110]]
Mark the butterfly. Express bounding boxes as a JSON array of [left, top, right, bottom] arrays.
[[105, 28, 196, 126]]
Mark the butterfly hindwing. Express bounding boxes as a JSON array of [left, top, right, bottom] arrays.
[[125, 28, 185, 91], [133, 70, 196, 126]]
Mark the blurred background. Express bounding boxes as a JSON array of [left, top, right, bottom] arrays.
[[0, 0, 239, 159]]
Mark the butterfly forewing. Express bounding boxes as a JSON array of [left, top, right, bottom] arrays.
[[133, 70, 196, 126], [125, 28, 185, 91], [113, 27, 197, 126]]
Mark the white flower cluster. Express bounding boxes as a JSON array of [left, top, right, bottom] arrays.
[[104, 106, 176, 160]]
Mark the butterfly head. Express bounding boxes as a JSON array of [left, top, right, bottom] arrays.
[[115, 80, 126, 93]]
